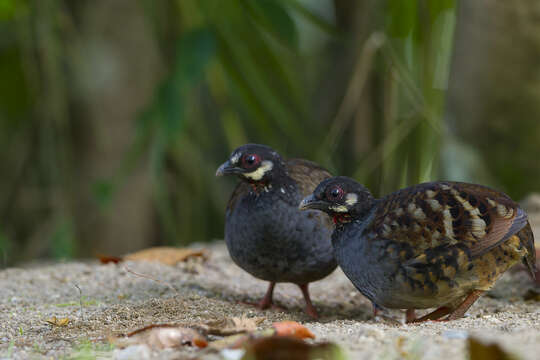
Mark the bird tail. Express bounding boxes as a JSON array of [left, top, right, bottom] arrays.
[[517, 221, 537, 279]]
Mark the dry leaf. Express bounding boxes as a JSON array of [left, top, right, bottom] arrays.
[[272, 321, 315, 340], [124, 247, 206, 266], [209, 329, 276, 350], [209, 321, 315, 351], [243, 336, 345, 360], [204, 315, 265, 336], [46, 316, 70, 326], [97, 254, 123, 264], [468, 337, 516, 360], [111, 324, 207, 349]]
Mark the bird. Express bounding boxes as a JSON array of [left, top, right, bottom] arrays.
[[299, 176, 536, 322], [216, 144, 337, 318]]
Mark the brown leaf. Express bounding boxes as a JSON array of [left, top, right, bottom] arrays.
[[468, 337, 516, 360], [124, 247, 206, 266], [243, 336, 344, 360], [97, 254, 123, 264], [46, 316, 70, 326], [272, 321, 315, 340], [208, 321, 316, 351], [204, 315, 265, 336], [111, 324, 207, 349]]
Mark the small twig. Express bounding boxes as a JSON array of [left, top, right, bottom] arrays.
[[124, 265, 179, 295], [74, 284, 84, 321]]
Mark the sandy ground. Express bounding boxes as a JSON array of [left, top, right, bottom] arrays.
[[0, 240, 539, 360]]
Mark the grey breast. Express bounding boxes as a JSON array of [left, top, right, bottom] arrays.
[[225, 189, 335, 283]]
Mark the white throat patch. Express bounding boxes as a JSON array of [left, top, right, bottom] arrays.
[[243, 160, 273, 181], [329, 205, 349, 213]]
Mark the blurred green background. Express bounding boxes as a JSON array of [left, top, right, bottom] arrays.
[[1, 0, 539, 266]]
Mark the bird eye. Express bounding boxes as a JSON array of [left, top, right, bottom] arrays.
[[242, 154, 260, 168], [327, 186, 344, 200]]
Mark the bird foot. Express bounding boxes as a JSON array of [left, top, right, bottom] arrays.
[[304, 303, 319, 319]]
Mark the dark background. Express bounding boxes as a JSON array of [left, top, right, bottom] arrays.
[[1, 0, 539, 266]]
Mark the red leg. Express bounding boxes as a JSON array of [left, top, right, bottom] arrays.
[[406, 309, 416, 323], [409, 306, 452, 323], [299, 283, 319, 319], [446, 290, 484, 320], [257, 282, 275, 309]]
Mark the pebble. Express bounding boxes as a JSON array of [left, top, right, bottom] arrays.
[[443, 330, 469, 340]]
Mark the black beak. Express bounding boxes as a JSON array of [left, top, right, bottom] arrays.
[[216, 160, 243, 176], [298, 194, 328, 211]]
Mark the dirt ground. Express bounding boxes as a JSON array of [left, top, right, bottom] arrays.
[[0, 238, 539, 360]]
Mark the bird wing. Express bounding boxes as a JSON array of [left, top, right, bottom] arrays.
[[367, 181, 529, 259], [286, 158, 332, 198]]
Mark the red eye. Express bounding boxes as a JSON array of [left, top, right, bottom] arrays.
[[327, 186, 344, 200], [242, 154, 260, 168]]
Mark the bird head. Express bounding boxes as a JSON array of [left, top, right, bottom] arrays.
[[299, 176, 375, 223], [216, 144, 285, 183]]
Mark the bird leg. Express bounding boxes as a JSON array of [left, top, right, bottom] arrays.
[[257, 282, 275, 309], [406, 309, 416, 323], [407, 306, 451, 323], [298, 283, 319, 319], [446, 290, 484, 321], [408, 290, 485, 323]]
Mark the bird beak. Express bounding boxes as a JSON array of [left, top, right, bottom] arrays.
[[298, 194, 328, 211], [216, 160, 243, 176]]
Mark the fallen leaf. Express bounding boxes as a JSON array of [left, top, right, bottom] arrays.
[[111, 324, 207, 349], [468, 337, 516, 360], [242, 336, 345, 360], [46, 316, 70, 326], [208, 329, 275, 351], [272, 321, 315, 340], [124, 247, 206, 266], [209, 321, 316, 351], [204, 315, 265, 336], [97, 254, 123, 264]]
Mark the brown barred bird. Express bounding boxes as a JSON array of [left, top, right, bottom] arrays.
[[299, 176, 536, 322], [216, 144, 336, 318]]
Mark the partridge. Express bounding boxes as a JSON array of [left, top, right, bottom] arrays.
[[299, 176, 536, 322], [216, 144, 337, 318]]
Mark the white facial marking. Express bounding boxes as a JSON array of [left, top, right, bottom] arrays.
[[330, 205, 348, 213], [242, 160, 273, 181], [280, 187, 285, 194], [345, 193, 358, 206], [230, 152, 240, 165]]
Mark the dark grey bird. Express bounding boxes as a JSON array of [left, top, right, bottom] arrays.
[[299, 176, 536, 322], [216, 144, 337, 318]]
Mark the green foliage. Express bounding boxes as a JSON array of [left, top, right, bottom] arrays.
[[51, 218, 75, 260], [0, 0, 464, 260]]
